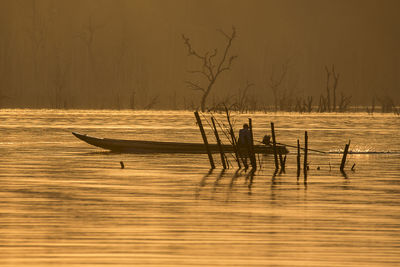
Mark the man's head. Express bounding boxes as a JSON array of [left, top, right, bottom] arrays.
[[262, 135, 271, 145], [243, 123, 249, 129]]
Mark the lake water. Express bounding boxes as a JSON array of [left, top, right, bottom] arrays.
[[0, 109, 399, 266]]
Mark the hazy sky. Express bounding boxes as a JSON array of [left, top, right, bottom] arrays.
[[1, 0, 399, 109]]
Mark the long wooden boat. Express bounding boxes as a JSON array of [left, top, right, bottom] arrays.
[[72, 132, 288, 154]]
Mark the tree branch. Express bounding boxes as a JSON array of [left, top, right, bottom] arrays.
[[182, 34, 204, 60], [188, 70, 212, 81], [216, 27, 236, 75], [185, 81, 205, 92]]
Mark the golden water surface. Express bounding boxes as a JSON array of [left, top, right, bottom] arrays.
[[0, 110, 399, 266]]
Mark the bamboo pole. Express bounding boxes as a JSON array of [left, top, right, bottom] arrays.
[[248, 118, 257, 169], [297, 139, 301, 177], [211, 117, 226, 169], [340, 140, 351, 171], [270, 122, 279, 170], [194, 111, 215, 169], [224, 107, 242, 169], [304, 131, 308, 177], [276, 142, 326, 154]]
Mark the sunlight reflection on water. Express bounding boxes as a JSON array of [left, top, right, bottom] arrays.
[[0, 109, 399, 266]]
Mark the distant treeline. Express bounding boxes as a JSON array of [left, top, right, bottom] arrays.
[[0, 0, 399, 113]]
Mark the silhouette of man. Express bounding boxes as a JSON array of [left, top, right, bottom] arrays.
[[238, 123, 251, 147]]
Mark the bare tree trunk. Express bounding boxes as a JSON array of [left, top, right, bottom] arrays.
[[332, 65, 339, 112], [268, 62, 288, 112], [183, 27, 237, 112], [325, 66, 331, 112]]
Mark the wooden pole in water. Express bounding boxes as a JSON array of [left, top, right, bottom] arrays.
[[297, 139, 301, 177], [248, 118, 257, 169], [270, 122, 279, 170], [340, 140, 351, 171], [211, 117, 227, 169], [304, 131, 308, 177], [194, 111, 215, 169], [225, 107, 242, 169]]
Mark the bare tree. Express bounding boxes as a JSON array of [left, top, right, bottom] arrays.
[[129, 90, 136, 110], [0, 34, 10, 107], [143, 95, 159, 110], [268, 61, 288, 112], [76, 16, 105, 107], [26, 0, 48, 107], [324, 65, 340, 112], [52, 51, 68, 108], [377, 95, 396, 113], [338, 92, 352, 112], [182, 27, 237, 112], [238, 81, 254, 112], [303, 96, 313, 112], [366, 96, 375, 114]]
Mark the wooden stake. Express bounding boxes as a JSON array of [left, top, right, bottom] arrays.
[[248, 118, 257, 169], [211, 117, 226, 169], [297, 139, 301, 177], [225, 107, 242, 169], [194, 111, 215, 169], [270, 122, 279, 170], [340, 140, 351, 171], [304, 131, 308, 177]]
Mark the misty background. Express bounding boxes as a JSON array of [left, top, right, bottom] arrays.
[[0, 0, 399, 110]]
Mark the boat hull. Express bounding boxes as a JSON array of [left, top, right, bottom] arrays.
[[72, 132, 288, 154]]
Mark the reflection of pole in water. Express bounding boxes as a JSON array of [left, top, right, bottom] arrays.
[[213, 169, 226, 192], [195, 168, 214, 199], [229, 169, 241, 189], [246, 169, 256, 194], [226, 169, 241, 202], [279, 153, 286, 174]]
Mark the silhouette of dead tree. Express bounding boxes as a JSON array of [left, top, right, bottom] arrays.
[[143, 95, 159, 110], [324, 65, 340, 112], [182, 27, 237, 112], [295, 97, 304, 113], [52, 52, 69, 108], [268, 61, 288, 112], [338, 92, 352, 112], [129, 90, 136, 109], [207, 81, 254, 113], [234, 81, 254, 113], [0, 92, 9, 108], [304, 96, 313, 112], [366, 96, 376, 114], [377, 95, 398, 113]]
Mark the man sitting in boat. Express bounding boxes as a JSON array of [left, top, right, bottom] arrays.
[[237, 124, 252, 168], [262, 135, 271, 146], [238, 123, 251, 148]]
